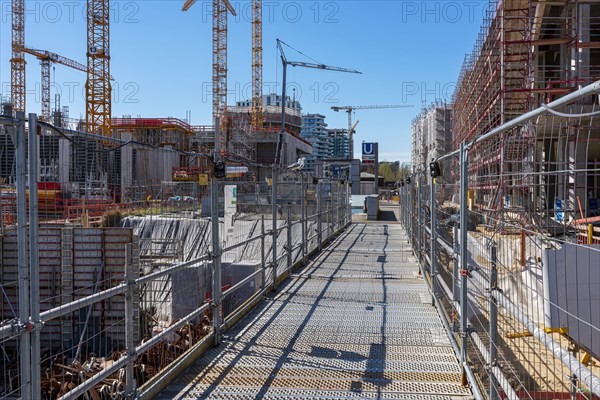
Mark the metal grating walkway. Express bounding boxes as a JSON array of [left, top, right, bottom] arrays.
[[156, 223, 472, 399]]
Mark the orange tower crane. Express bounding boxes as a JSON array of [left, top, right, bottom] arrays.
[[11, 0, 26, 113], [86, 0, 111, 136], [182, 0, 236, 151], [251, 0, 263, 129], [21, 48, 88, 122]]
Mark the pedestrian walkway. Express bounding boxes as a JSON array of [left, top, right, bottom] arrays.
[[157, 223, 472, 399]]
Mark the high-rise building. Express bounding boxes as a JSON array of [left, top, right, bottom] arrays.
[[301, 113, 333, 172], [327, 128, 350, 159]]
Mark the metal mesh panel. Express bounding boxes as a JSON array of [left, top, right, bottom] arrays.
[[404, 83, 600, 398]]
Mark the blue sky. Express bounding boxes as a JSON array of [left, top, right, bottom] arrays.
[[0, 0, 485, 162]]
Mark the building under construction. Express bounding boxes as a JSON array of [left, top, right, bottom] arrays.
[[412, 3, 600, 396], [0, 116, 217, 225], [411, 102, 452, 174], [452, 0, 600, 224], [230, 94, 311, 166]]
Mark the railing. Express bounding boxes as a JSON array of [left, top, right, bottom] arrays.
[[401, 80, 600, 399], [111, 118, 196, 134], [0, 164, 351, 400]]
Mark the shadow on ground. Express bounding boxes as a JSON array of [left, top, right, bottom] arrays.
[[378, 210, 398, 222]]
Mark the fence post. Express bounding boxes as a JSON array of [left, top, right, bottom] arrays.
[[271, 166, 278, 291], [417, 174, 422, 261], [459, 141, 470, 384], [210, 176, 222, 346], [400, 184, 405, 227], [338, 182, 342, 229], [399, 184, 403, 226], [453, 223, 460, 302], [124, 244, 136, 397], [408, 179, 413, 246], [287, 206, 292, 271], [347, 181, 351, 226], [489, 242, 499, 400], [317, 179, 323, 251], [15, 111, 31, 400], [300, 175, 306, 265], [429, 175, 437, 305], [333, 182, 338, 231], [330, 181, 335, 236], [28, 113, 41, 400], [405, 183, 408, 230], [405, 183, 409, 229], [261, 215, 266, 291]]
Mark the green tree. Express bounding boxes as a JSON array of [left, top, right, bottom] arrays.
[[398, 164, 411, 179], [378, 162, 396, 182]]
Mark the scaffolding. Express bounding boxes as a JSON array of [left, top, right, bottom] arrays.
[[452, 0, 600, 227], [411, 101, 452, 175]]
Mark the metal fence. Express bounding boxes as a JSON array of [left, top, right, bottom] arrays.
[[0, 114, 351, 400], [0, 115, 217, 229], [401, 80, 600, 399]]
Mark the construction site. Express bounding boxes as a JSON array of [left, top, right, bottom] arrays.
[[1, 0, 600, 399]]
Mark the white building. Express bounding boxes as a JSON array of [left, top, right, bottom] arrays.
[[411, 103, 452, 174]]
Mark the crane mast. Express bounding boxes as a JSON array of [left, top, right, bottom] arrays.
[[183, 0, 236, 152], [213, 0, 227, 145], [86, 0, 111, 136], [11, 0, 26, 114], [251, 0, 263, 129], [41, 59, 51, 121]]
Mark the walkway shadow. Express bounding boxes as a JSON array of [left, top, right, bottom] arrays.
[[174, 224, 366, 400], [309, 346, 367, 362], [363, 225, 393, 394], [378, 210, 398, 222]]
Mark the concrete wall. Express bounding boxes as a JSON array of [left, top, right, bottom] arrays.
[[135, 147, 180, 183]]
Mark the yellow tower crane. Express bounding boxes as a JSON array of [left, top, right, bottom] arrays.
[[182, 0, 236, 152], [86, 0, 111, 136], [252, 0, 263, 130], [20, 48, 88, 122], [11, 0, 26, 114]]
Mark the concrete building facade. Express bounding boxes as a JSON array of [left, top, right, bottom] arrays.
[[301, 113, 333, 172]]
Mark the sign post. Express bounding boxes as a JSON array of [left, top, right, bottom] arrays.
[[362, 142, 379, 194]]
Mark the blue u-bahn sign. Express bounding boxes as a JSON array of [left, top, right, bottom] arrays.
[[362, 142, 377, 164]]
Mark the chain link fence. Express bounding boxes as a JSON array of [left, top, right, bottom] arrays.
[[402, 80, 600, 399]]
